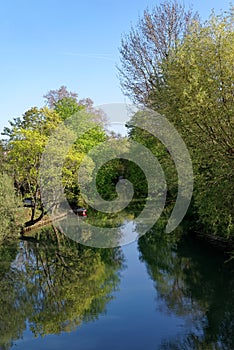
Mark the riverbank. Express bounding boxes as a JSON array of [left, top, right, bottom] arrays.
[[22, 212, 67, 235]]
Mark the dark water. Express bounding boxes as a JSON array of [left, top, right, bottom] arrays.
[[0, 222, 234, 350]]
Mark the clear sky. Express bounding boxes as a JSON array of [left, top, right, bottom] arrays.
[[0, 0, 231, 133]]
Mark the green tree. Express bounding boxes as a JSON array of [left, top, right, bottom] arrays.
[[3, 107, 62, 224], [54, 96, 84, 120], [2, 90, 107, 224], [119, 2, 234, 241], [44, 86, 106, 124], [0, 173, 24, 242], [43, 85, 79, 109], [161, 9, 234, 238]]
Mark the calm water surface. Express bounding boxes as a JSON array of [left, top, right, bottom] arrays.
[[0, 221, 234, 350]]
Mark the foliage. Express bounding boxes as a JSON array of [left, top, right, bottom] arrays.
[[0, 173, 24, 242], [161, 9, 234, 237], [54, 96, 84, 120], [2, 107, 62, 224], [119, 2, 234, 241], [44, 85, 107, 124], [1, 88, 107, 224], [43, 85, 79, 109]]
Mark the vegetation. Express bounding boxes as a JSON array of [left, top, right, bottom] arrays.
[[0, 2, 233, 349], [1, 87, 106, 230], [119, 1, 234, 242], [0, 173, 24, 242], [0, 1, 233, 248]]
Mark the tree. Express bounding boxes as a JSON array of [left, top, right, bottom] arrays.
[[2, 107, 62, 225], [118, 0, 199, 105], [44, 86, 106, 124], [0, 173, 24, 241], [119, 1, 234, 240], [54, 96, 84, 120], [161, 8, 234, 237], [2, 87, 108, 224], [43, 85, 78, 109]]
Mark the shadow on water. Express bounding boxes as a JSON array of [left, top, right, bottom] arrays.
[[138, 228, 234, 350]]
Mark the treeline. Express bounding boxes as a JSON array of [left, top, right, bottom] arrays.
[[118, 1, 234, 242]]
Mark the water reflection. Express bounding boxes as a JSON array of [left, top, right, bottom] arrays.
[[0, 216, 233, 350], [138, 230, 234, 349], [0, 228, 124, 349]]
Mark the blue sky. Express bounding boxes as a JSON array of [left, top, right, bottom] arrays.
[[0, 0, 231, 133]]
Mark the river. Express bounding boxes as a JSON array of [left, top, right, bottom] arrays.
[[0, 217, 233, 350]]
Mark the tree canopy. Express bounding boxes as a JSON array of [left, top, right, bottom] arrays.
[[1, 88, 106, 225]]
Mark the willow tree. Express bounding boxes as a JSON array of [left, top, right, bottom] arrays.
[[119, 1, 234, 239], [163, 9, 234, 237]]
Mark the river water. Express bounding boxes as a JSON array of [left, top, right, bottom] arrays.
[[0, 220, 233, 350]]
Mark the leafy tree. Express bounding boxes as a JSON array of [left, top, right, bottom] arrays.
[[43, 85, 79, 109], [160, 8, 234, 237], [0, 173, 24, 242], [0, 141, 6, 169], [2, 107, 62, 224], [2, 90, 107, 224], [119, 2, 234, 241], [44, 86, 106, 124], [54, 96, 84, 120], [126, 111, 178, 201]]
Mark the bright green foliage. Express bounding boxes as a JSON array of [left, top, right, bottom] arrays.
[[2, 96, 107, 222], [3, 107, 62, 224], [123, 6, 234, 240], [3, 107, 61, 139], [54, 97, 84, 120], [162, 9, 234, 237]]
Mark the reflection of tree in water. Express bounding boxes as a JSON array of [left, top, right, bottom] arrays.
[[0, 227, 124, 348], [57, 209, 136, 247], [0, 242, 28, 350], [138, 225, 234, 350]]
